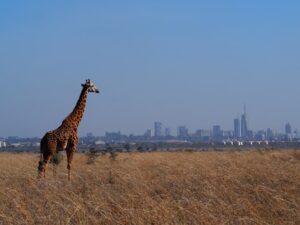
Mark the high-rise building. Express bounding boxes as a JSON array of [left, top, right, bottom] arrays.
[[177, 126, 189, 139], [154, 122, 163, 137], [285, 123, 292, 135], [285, 122, 293, 140], [266, 128, 274, 140], [234, 118, 240, 138], [212, 125, 222, 139], [165, 128, 171, 137], [241, 105, 248, 139]]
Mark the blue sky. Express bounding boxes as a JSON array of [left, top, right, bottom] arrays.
[[1, 1, 300, 137]]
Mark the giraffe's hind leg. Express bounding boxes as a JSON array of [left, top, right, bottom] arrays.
[[38, 134, 56, 179], [66, 139, 77, 181], [42, 153, 53, 178], [37, 152, 52, 178]]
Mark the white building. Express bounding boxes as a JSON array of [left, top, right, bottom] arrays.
[[0, 141, 7, 148]]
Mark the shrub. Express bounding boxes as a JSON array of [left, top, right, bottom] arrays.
[[124, 143, 130, 151], [109, 151, 118, 161], [86, 148, 100, 164]]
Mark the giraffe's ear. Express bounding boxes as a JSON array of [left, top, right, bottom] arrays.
[[81, 83, 85, 87]]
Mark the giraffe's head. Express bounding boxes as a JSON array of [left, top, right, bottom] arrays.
[[81, 79, 100, 93]]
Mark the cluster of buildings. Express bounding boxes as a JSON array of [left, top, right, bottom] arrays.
[[102, 110, 297, 143], [100, 119, 296, 144], [148, 107, 297, 142], [0, 136, 40, 150], [0, 106, 299, 149]]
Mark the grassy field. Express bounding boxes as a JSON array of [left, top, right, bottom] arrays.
[[0, 150, 299, 225]]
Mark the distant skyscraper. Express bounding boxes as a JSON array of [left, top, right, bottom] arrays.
[[154, 122, 163, 137], [241, 105, 248, 138], [212, 125, 222, 139], [165, 128, 171, 137], [177, 126, 189, 139], [266, 128, 274, 140], [285, 123, 292, 135], [234, 118, 240, 138]]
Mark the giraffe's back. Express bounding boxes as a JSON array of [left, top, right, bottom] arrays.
[[41, 127, 73, 153]]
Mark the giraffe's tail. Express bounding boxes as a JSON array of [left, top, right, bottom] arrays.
[[38, 136, 45, 173], [40, 136, 44, 162]]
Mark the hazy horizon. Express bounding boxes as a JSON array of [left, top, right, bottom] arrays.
[[1, 1, 300, 137]]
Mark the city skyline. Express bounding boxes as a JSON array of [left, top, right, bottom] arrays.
[[0, 107, 297, 139], [93, 105, 296, 138], [0, 102, 298, 138]]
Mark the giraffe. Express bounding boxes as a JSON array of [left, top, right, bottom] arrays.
[[38, 79, 99, 180]]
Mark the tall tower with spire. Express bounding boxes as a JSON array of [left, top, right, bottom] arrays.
[[241, 105, 248, 139]]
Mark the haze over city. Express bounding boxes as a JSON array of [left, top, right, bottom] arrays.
[[1, 1, 300, 137]]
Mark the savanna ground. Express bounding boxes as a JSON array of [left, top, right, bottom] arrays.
[[0, 149, 299, 225]]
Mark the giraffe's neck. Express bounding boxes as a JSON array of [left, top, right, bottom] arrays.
[[66, 87, 89, 128]]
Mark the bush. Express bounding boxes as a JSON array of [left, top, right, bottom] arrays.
[[124, 143, 130, 151], [86, 148, 100, 164], [109, 151, 118, 161]]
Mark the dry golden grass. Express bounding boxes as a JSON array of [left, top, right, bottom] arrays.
[[0, 150, 299, 225]]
